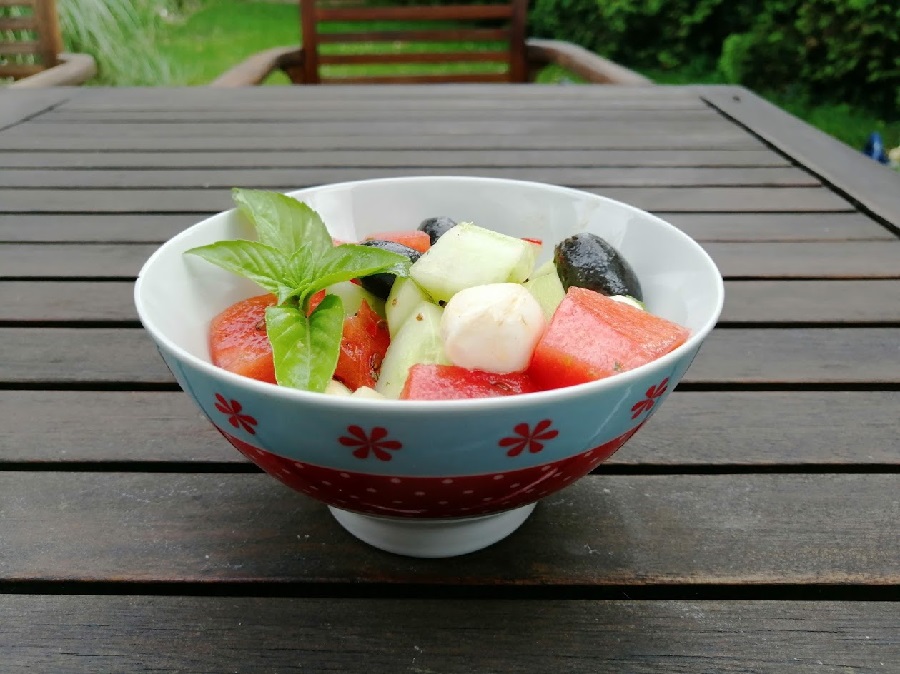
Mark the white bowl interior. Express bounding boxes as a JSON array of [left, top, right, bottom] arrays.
[[137, 177, 722, 368]]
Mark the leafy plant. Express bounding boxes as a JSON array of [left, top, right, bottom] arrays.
[[187, 189, 411, 392], [57, 0, 180, 84]]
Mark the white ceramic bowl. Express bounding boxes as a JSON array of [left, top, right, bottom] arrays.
[[135, 177, 724, 557]]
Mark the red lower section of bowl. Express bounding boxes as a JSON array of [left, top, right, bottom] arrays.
[[219, 424, 643, 519]]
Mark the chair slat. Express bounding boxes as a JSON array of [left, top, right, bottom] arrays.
[[316, 4, 514, 22], [323, 72, 511, 84], [298, 0, 527, 85], [0, 40, 41, 56], [0, 16, 37, 30], [319, 51, 510, 66], [317, 28, 509, 44], [0, 63, 43, 78]]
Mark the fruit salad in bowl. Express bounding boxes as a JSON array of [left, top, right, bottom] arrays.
[[135, 176, 723, 557]]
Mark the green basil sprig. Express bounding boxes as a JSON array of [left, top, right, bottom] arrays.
[[186, 188, 410, 392]]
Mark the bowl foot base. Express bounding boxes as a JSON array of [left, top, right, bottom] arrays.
[[328, 503, 537, 558]]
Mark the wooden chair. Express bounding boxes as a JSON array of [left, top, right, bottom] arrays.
[[212, 0, 651, 87], [1, 0, 96, 88]]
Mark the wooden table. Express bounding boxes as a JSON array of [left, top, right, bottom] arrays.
[[1, 85, 898, 672]]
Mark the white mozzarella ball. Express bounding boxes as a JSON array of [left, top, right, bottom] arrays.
[[440, 283, 547, 374], [324, 379, 352, 396], [609, 295, 645, 311], [352, 386, 387, 400]]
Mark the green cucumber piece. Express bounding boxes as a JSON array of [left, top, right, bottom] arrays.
[[530, 260, 557, 280], [385, 277, 432, 337], [326, 280, 385, 318], [524, 266, 566, 320], [375, 301, 448, 398], [409, 222, 536, 303]]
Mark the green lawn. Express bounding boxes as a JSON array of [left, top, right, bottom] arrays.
[[158, 0, 298, 85], [148, 0, 898, 156]]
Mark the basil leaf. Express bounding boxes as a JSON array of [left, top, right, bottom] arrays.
[[265, 294, 344, 393], [232, 188, 333, 257], [185, 240, 295, 302], [303, 244, 412, 299]]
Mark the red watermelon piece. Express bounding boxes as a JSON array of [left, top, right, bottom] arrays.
[[364, 230, 431, 253], [528, 287, 690, 390], [334, 299, 391, 391], [401, 364, 538, 400], [209, 293, 278, 384]]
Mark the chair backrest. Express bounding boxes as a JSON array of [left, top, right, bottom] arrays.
[[0, 0, 63, 81], [298, 0, 529, 84]]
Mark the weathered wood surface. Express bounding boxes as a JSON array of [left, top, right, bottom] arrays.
[[0, 166, 820, 188], [699, 86, 900, 234], [1, 597, 897, 674], [2, 327, 898, 385], [1, 390, 897, 467], [0, 131, 768, 151], [39, 107, 727, 123], [0, 119, 764, 140], [44, 84, 715, 110], [0, 148, 794, 169], [4, 241, 898, 280], [2, 472, 897, 584], [0, 187, 855, 213], [5, 212, 890, 244], [1, 85, 898, 674], [4, 280, 900, 324]]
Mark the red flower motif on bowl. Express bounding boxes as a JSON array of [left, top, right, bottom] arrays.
[[499, 419, 559, 457], [213, 393, 258, 434], [630, 378, 669, 419], [339, 425, 402, 461]]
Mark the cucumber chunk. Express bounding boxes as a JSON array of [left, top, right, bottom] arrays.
[[524, 265, 566, 320], [409, 222, 536, 303], [385, 277, 432, 337], [375, 301, 449, 398], [326, 280, 385, 318]]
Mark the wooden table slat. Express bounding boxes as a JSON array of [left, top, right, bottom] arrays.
[[0, 187, 855, 213], [1, 326, 899, 386], [1, 597, 897, 674], [4, 241, 898, 280], [0, 148, 794, 170], [4, 280, 900, 324], [2, 212, 893, 244], [2, 472, 897, 584], [0, 132, 768, 152], [0, 166, 821, 189]]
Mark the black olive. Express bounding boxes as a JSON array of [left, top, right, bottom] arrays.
[[358, 240, 421, 299], [417, 216, 457, 245], [553, 233, 642, 301]]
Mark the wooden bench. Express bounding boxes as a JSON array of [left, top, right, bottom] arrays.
[[212, 0, 651, 86], [0, 0, 95, 87]]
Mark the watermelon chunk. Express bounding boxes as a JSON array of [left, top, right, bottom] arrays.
[[364, 230, 431, 254], [528, 287, 690, 389], [401, 364, 538, 400], [209, 293, 278, 384], [333, 299, 391, 391]]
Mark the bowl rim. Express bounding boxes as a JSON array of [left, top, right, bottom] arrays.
[[135, 176, 725, 413]]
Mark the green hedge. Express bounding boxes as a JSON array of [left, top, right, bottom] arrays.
[[530, 0, 899, 117]]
